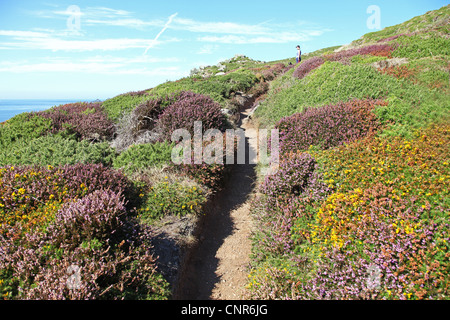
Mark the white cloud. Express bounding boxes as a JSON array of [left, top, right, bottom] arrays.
[[0, 57, 183, 76], [85, 18, 158, 28], [172, 17, 330, 45], [172, 18, 270, 35], [22, 6, 330, 48], [0, 8, 179, 53], [0, 30, 50, 38], [197, 29, 324, 44], [0, 28, 179, 51], [197, 44, 220, 55], [52, 6, 132, 19]]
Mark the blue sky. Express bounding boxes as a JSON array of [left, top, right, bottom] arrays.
[[0, 0, 447, 100]]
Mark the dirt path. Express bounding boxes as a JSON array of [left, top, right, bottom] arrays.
[[174, 107, 258, 300]]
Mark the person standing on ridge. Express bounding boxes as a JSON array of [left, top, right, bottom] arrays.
[[296, 45, 302, 64]]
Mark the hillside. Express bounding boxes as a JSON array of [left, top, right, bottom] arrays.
[[0, 5, 448, 300], [248, 5, 449, 300]]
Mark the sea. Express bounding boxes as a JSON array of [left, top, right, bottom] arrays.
[[0, 99, 94, 123]]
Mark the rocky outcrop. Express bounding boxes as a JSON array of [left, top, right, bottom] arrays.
[[372, 57, 409, 69]]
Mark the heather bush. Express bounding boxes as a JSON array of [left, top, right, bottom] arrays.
[[292, 56, 324, 79], [23, 241, 169, 300], [0, 163, 133, 232], [169, 131, 233, 191], [250, 152, 330, 260], [0, 192, 170, 300], [37, 102, 114, 141], [156, 91, 227, 141], [248, 124, 449, 300], [113, 142, 174, 175], [324, 44, 394, 64], [261, 152, 326, 205], [47, 190, 127, 248], [111, 93, 193, 151], [0, 135, 116, 167], [298, 185, 447, 300], [0, 162, 171, 300], [261, 69, 275, 81], [276, 99, 385, 154]]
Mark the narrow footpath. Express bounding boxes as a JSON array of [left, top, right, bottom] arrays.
[[174, 107, 258, 300]]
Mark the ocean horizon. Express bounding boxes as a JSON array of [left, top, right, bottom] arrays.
[[0, 99, 100, 123]]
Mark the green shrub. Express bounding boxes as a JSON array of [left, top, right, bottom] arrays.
[[407, 57, 450, 91], [102, 93, 152, 122], [351, 54, 388, 64], [0, 113, 52, 149], [392, 33, 450, 59], [149, 70, 258, 105], [113, 142, 174, 175], [102, 70, 258, 121], [138, 181, 206, 222], [222, 55, 264, 72], [0, 135, 116, 166]]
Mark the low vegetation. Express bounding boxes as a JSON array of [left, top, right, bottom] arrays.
[[247, 5, 449, 300], [0, 5, 448, 300]]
